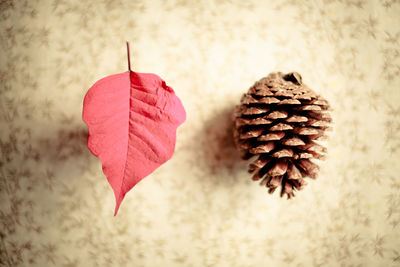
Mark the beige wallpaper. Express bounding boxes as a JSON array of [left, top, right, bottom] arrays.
[[1, 0, 400, 266]]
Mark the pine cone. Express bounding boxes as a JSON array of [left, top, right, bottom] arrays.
[[233, 72, 332, 198]]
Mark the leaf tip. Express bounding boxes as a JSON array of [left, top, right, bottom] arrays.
[[113, 191, 124, 216], [114, 205, 120, 216]]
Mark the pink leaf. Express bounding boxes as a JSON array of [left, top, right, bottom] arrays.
[[82, 71, 186, 215]]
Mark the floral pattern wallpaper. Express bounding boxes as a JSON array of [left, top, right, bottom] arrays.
[[1, 0, 400, 266]]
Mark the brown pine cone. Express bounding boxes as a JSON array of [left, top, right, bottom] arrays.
[[233, 72, 332, 199]]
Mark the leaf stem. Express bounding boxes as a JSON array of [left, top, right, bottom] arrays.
[[126, 41, 131, 72]]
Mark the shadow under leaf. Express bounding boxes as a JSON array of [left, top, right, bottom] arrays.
[[36, 125, 89, 164]]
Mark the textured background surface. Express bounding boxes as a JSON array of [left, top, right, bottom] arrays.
[[1, 0, 400, 266]]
